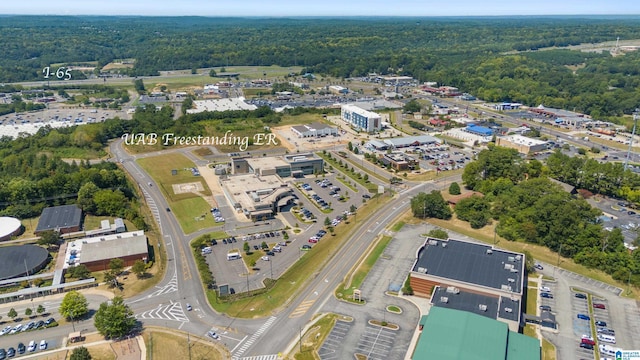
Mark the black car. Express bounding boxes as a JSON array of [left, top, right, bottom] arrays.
[[6, 348, 14, 358], [266, 251, 275, 256], [253, 245, 259, 250], [231, 236, 237, 242], [629, 211, 637, 215], [16, 343, 24, 355], [579, 343, 594, 350], [166, 207, 171, 212], [539, 305, 552, 311], [35, 320, 45, 329], [362, 194, 371, 199], [0, 348, 5, 360], [574, 293, 587, 299], [211, 239, 218, 245], [45, 318, 55, 325]]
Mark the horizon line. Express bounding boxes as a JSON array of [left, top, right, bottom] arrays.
[[1, 13, 640, 18]]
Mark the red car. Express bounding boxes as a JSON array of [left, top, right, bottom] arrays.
[[593, 303, 606, 309], [581, 338, 596, 346], [308, 238, 318, 243]]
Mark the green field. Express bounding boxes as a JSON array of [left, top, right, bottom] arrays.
[[137, 153, 219, 234]]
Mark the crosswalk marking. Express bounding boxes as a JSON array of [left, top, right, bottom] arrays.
[[237, 355, 279, 360], [289, 300, 315, 318], [147, 271, 178, 297], [135, 301, 189, 322], [232, 316, 277, 358]]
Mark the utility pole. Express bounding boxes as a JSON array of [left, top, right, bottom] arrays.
[[624, 109, 639, 171]]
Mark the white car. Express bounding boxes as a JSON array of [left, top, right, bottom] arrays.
[[39, 340, 47, 350], [207, 331, 220, 340], [0, 325, 11, 335], [540, 286, 551, 292], [27, 340, 36, 352], [581, 334, 594, 341], [261, 256, 270, 261], [10, 324, 23, 334]]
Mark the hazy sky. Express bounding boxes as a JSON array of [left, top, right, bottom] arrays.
[[2, 0, 639, 16]]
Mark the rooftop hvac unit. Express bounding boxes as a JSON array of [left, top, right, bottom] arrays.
[[446, 286, 460, 294], [504, 263, 514, 270], [510, 268, 519, 273], [479, 304, 487, 312], [440, 296, 449, 303], [508, 278, 515, 283], [515, 255, 522, 261], [505, 307, 513, 313], [486, 249, 493, 255], [417, 267, 427, 274], [441, 243, 447, 248], [428, 240, 438, 246], [501, 284, 512, 291], [508, 256, 515, 262]]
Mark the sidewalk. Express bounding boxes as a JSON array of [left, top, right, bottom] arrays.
[[19, 332, 146, 360]]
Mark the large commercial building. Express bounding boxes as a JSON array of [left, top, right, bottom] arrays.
[[496, 135, 548, 154], [220, 174, 295, 221], [412, 307, 540, 360], [35, 205, 83, 235], [409, 237, 526, 332], [379, 152, 418, 171], [63, 231, 149, 272], [186, 98, 258, 114], [341, 104, 381, 133], [231, 153, 323, 178], [291, 122, 338, 138]]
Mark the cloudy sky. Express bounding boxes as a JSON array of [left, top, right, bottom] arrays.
[[2, 0, 638, 16]]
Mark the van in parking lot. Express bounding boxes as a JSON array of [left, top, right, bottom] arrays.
[[227, 252, 241, 260], [597, 334, 616, 344]]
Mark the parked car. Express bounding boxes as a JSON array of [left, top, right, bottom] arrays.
[[17, 343, 25, 354], [595, 321, 607, 327], [27, 340, 36, 352], [540, 292, 553, 299], [539, 305, 552, 311], [540, 286, 551, 292], [186, 303, 192, 311], [534, 263, 544, 270], [6, 348, 14, 358], [44, 318, 55, 325], [261, 256, 270, 261], [207, 331, 220, 340], [577, 314, 590, 321], [301, 245, 312, 251], [580, 343, 594, 350], [581, 338, 596, 346], [593, 303, 606, 309], [574, 293, 587, 299], [39, 340, 47, 350]]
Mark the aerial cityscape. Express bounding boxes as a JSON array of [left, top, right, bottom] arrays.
[[0, 6, 639, 360]]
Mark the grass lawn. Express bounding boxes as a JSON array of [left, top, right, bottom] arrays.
[[207, 195, 394, 317], [527, 288, 538, 315], [335, 235, 393, 302], [137, 153, 219, 234], [242, 88, 271, 97], [426, 214, 640, 299], [143, 327, 229, 360], [216, 65, 304, 79], [292, 314, 346, 360]]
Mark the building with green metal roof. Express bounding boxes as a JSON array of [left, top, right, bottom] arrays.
[[411, 307, 540, 360]]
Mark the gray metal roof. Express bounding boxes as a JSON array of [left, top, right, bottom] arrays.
[[80, 235, 148, 264], [36, 205, 82, 232], [413, 238, 524, 294], [431, 286, 498, 320], [383, 135, 441, 147]]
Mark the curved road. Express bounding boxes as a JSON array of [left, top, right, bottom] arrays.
[[109, 137, 462, 358]]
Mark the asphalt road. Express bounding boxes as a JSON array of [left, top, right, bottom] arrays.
[[109, 136, 463, 358]]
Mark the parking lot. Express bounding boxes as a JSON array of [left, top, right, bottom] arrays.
[[203, 170, 369, 294], [318, 319, 352, 360]]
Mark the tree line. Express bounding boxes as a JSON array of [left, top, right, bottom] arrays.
[[4, 16, 640, 119]]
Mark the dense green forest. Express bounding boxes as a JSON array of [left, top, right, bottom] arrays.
[[3, 16, 640, 118], [456, 146, 640, 285]]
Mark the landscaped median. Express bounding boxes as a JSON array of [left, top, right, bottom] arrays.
[[334, 235, 394, 304], [316, 151, 378, 193]]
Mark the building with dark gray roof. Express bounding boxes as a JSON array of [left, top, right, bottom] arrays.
[[35, 205, 83, 235], [410, 237, 526, 331]]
